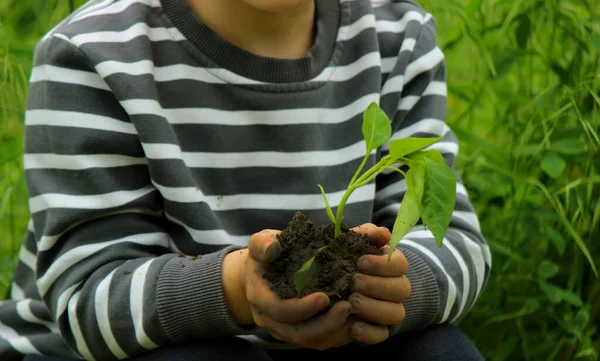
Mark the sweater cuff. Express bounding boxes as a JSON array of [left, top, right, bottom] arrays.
[[390, 248, 440, 335], [156, 246, 248, 342]]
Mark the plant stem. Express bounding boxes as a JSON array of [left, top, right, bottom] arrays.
[[348, 152, 371, 188], [333, 154, 390, 237], [354, 159, 398, 189], [355, 156, 391, 186], [334, 185, 357, 238], [332, 152, 375, 237], [335, 158, 404, 236], [355, 167, 386, 189], [386, 166, 408, 178]]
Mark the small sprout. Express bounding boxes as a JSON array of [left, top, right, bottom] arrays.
[[123, 270, 132, 275], [178, 252, 185, 257], [293, 102, 457, 293], [317, 185, 336, 224], [294, 246, 327, 295]]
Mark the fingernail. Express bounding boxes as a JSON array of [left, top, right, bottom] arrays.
[[316, 295, 329, 309], [344, 303, 352, 315], [349, 294, 360, 309], [352, 323, 364, 339], [353, 275, 365, 291], [264, 242, 281, 262], [358, 258, 370, 273], [382, 227, 391, 240]]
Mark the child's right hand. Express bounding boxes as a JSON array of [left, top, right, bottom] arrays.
[[242, 230, 355, 350]]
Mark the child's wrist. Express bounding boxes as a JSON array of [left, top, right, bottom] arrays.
[[222, 248, 254, 326]]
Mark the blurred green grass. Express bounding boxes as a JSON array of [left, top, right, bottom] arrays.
[[1, 0, 599, 360]]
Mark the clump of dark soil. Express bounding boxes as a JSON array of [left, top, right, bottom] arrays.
[[265, 212, 381, 303]]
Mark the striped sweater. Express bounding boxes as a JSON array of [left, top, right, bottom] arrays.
[[0, 0, 492, 359]]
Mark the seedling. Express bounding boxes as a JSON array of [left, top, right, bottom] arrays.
[[293, 102, 457, 294]]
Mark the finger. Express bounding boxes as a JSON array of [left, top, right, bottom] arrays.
[[266, 318, 353, 351], [259, 301, 353, 350], [358, 247, 408, 276], [319, 314, 358, 349], [351, 224, 391, 248], [351, 321, 389, 345], [353, 273, 411, 303], [349, 293, 405, 325], [330, 315, 359, 348], [248, 229, 282, 263], [269, 330, 292, 343], [246, 258, 330, 323]]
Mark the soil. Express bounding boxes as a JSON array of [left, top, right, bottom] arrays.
[[265, 212, 381, 303]]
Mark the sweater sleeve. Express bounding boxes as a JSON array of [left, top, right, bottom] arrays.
[[25, 35, 248, 361], [373, 13, 492, 333]]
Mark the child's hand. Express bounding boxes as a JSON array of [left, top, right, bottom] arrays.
[[350, 224, 411, 345], [242, 230, 355, 350]]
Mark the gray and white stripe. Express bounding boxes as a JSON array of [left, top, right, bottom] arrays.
[[1, 0, 490, 359]]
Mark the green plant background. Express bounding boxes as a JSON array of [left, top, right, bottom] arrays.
[[1, 0, 598, 360]]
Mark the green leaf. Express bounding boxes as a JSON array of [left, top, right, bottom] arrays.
[[408, 161, 425, 208], [537, 260, 560, 279], [513, 144, 542, 156], [572, 309, 589, 334], [0, 186, 13, 218], [406, 149, 446, 164], [464, 0, 483, 16], [467, 173, 512, 198], [389, 136, 443, 160], [487, 239, 526, 262], [0, 150, 20, 167], [544, 227, 566, 255], [294, 256, 317, 295], [451, 125, 510, 168], [389, 185, 421, 261], [540, 152, 566, 178], [525, 299, 540, 312], [362, 102, 392, 153], [575, 348, 597, 359], [558, 214, 598, 276], [539, 281, 584, 307], [594, 33, 600, 51], [560, 290, 584, 308], [492, 337, 519, 361], [515, 14, 531, 49], [516, 138, 588, 157], [493, 51, 521, 77], [550, 138, 587, 155], [483, 300, 539, 325], [317, 185, 335, 224], [293, 246, 327, 295], [420, 159, 457, 246], [539, 281, 562, 303], [463, 24, 497, 77]]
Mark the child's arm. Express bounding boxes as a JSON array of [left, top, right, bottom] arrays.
[[373, 11, 492, 333], [25, 34, 251, 360]]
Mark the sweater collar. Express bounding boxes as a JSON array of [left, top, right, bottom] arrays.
[[160, 0, 342, 83]]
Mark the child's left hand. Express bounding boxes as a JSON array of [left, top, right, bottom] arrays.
[[350, 224, 411, 345]]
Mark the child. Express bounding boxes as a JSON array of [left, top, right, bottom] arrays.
[[0, 0, 492, 360]]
